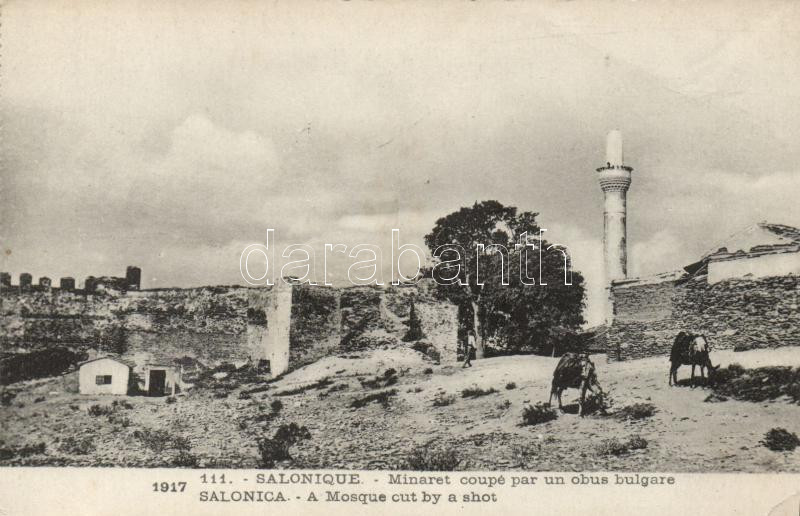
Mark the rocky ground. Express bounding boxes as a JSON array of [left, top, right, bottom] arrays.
[[2, 346, 800, 472]]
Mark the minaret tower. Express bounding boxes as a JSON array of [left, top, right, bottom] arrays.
[[597, 130, 632, 322]]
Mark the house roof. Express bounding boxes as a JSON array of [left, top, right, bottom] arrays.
[[79, 356, 136, 369], [684, 222, 800, 273], [611, 269, 687, 288]]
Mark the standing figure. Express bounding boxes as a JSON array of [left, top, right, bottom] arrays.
[[462, 331, 476, 368]]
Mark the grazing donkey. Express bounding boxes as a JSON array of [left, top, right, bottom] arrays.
[[668, 331, 719, 387], [549, 353, 605, 416]]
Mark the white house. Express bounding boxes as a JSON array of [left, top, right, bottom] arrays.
[[78, 357, 133, 395], [682, 222, 800, 284]]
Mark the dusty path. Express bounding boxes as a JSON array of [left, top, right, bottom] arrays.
[[3, 347, 800, 471]]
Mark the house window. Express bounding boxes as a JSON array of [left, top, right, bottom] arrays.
[[95, 375, 112, 385]]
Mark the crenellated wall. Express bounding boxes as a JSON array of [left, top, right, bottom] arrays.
[[0, 279, 459, 383], [0, 285, 291, 376]]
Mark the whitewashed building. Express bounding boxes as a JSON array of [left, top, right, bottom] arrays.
[[78, 357, 133, 395]]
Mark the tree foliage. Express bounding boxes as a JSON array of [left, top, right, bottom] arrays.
[[424, 200, 585, 355]]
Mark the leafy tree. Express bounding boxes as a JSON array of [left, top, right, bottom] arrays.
[[424, 200, 585, 357]]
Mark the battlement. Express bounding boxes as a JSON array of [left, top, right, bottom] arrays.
[[0, 266, 141, 295], [0, 277, 457, 383]]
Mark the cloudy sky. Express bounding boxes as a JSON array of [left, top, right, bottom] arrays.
[[2, 0, 799, 325]]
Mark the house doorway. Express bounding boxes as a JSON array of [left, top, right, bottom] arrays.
[[148, 369, 166, 396]]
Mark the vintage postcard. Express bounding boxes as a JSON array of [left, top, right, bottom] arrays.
[[1, 1, 799, 514]]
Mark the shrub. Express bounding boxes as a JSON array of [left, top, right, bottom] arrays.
[[172, 436, 192, 451], [134, 429, 190, 453], [165, 396, 177, 404], [0, 442, 46, 460], [134, 429, 172, 452], [253, 398, 284, 424], [0, 390, 16, 406], [461, 386, 499, 399], [255, 412, 275, 424], [511, 443, 540, 465], [403, 444, 461, 471], [350, 389, 398, 409], [58, 436, 95, 455], [238, 391, 252, 400], [761, 428, 800, 452], [505, 382, 517, 390], [596, 438, 629, 456], [275, 377, 334, 396], [257, 423, 311, 468], [712, 365, 800, 404], [432, 392, 456, 407], [596, 435, 648, 456], [521, 403, 558, 426], [497, 400, 512, 410], [626, 435, 648, 450], [360, 369, 398, 390], [171, 450, 199, 468], [87, 404, 114, 417], [108, 413, 131, 427], [728, 363, 746, 375], [704, 393, 728, 403], [402, 299, 426, 342], [581, 392, 612, 415], [69, 404, 79, 411], [34, 396, 45, 403], [423, 368, 433, 375], [240, 385, 271, 397], [319, 383, 349, 398], [615, 403, 656, 420], [112, 400, 133, 410], [711, 363, 747, 386], [411, 341, 440, 363]]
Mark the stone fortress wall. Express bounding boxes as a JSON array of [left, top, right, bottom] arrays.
[[0, 271, 458, 379], [606, 273, 800, 361], [605, 222, 800, 362]]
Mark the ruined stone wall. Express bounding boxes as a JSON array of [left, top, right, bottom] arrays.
[[291, 281, 459, 363], [124, 331, 248, 367], [339, 287, 384, 344], [0, 278, 460, 383], [248, 283, 293, 375], [289, 284, 340, 369], [383, 281, 458, 362], [0, 291, 123, 352], [607, 274, 800, 361], [0, 285, 291, 373]]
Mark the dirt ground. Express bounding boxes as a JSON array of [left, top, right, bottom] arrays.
[[2, 346, 800, 471]]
